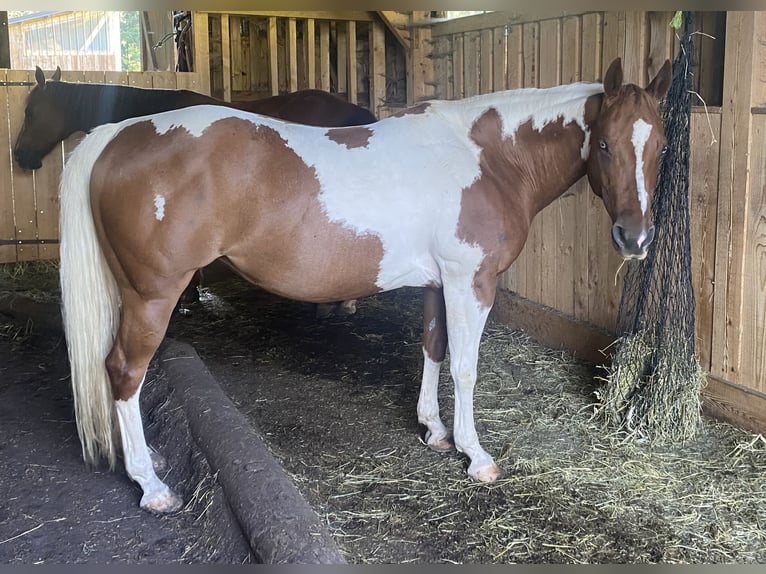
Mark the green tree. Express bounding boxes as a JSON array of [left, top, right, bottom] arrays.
[[120, 11, 141, 71]]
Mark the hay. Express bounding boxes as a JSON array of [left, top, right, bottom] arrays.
[[0, 260, 61, 302], [5, 261, 766, 563]]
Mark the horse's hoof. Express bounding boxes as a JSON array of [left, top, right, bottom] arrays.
[[140, 488, 183, 514], [149, 450, 168, 474], [425, 431, 455, 452], [468, 461, 502, 483]]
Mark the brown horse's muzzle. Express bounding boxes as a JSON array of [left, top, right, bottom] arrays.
[[611, 221, 655, 260]]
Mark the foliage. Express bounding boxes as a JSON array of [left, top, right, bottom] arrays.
[[120, 11, 141, 72]]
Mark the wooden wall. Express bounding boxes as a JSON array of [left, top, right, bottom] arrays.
[[428, 10, 766, 431]]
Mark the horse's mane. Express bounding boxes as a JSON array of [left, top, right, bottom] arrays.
[[44, 80, 215, 132]]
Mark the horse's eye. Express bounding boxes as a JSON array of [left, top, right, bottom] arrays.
[[599, 140, 609, 153], [661, 145, 668, 155]]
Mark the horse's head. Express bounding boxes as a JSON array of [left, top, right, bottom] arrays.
[[13, 66, 64, 170], [586, 57, 671, 260]]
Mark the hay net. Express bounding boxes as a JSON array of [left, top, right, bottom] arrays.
[[597, 12, 706, 442]]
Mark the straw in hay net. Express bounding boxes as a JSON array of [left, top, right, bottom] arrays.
[[596, 12, 706, 442]]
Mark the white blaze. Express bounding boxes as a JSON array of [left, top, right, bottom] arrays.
[[631, 118, 652, 215], [153, 194, 165, 221]]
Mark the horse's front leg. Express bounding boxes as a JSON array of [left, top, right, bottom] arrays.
[[417, 285, 453, 452], [442, 272, 501, 483]]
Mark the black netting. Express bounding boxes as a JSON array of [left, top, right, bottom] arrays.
[[596, 12, 706, 442]]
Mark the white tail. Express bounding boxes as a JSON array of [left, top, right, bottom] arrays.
[[59, 123, 124, 468]]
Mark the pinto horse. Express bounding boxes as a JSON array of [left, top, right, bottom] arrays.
[[16, 65, 374, 316], [58, 57, 671, 513]]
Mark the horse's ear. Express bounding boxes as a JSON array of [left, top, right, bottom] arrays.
[[51, 66, 62, 82], [35, 66, 46, 87], [646, 59, 672, 101], [603, 57, 623, 97]]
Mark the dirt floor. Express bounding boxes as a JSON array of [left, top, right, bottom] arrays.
[[0, 309, 251, 564], [3, 261, 766, 564]]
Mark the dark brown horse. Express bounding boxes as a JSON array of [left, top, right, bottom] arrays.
[[58, 57, 671, 513], [16, 66, 374, 316], [13, 66, 376, 171]]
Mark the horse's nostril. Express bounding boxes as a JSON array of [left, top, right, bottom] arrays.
[[611, 223, 627, 249], [642, 225, 656, 248]]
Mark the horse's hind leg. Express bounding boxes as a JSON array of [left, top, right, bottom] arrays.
[[106, 288, 186, 513], [417, 286, 453, 452]]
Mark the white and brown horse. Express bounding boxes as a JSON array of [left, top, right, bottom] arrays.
[[58, 57, 671, 513]]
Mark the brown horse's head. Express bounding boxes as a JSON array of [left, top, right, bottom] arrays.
[[586, 57, 671, 260], [13, 66, 64, 170]]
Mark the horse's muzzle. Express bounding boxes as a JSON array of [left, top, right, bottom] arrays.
[[612, 222, 655, 260], [13, 149, 42, 171]]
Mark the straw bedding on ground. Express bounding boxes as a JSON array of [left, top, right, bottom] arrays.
[[3, 261, 765, 563]]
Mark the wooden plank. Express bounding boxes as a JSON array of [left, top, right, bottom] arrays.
[[6, 70, 37, 261], [712, 12, 756, 383], [205, 11, 375, 22], [622, 11, 647, 85], [689, 111, 722, 374], [287, 17, 298, 93], [505, 24, 523, 90], [347, 20, 357, 103], [648, 12, 674, 81], [492, 26, 506, 92], [741, 114, 766, 392], [192, 12, 210, 95], [268, 17, 279, 95], [306, 19, 316, 89], [538, 18, 561, 311], [463, 31, 480, 97], [319, 21, 331, 91], [370, 21, 386, 114], [479, 28, 493, 94], [490, 289, 615, 366], [453, 34, 465, 100], [220, 15, 231, 101], [337, 22, 348, 96], [702, 375, 766, 438], [430, 10, 598, 37], [0, 70, 15, 263], [520, 22, 540, 303], [150, 71, 177, 89], [174, 72, 202, 92], [430, 34, 448, 100], [377, 10, 410, 51], [128, 72, 153, 88], [574, 12, 602, 322], [410, 16, 433, 103]]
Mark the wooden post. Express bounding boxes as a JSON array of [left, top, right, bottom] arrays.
[[370, 20, 386, 115], [287, 17, 298, 92], [337, 22, 348, 97], [347, 20, 357, 103], [0, 12, 9, 69], [192, 12, 210, 95], [319, 21, 330, 91], [306, 18, 316, 89], [220, 15, 231, 101], [268, 16, 279, 95]]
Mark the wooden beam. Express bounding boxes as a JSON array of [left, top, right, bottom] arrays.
[[192, 11, 210, 95], [268, 16, 278, 96], [220, 15, 231, 102], [346, 20, 357, 104], [377, 11, 410, 50], [305, 18, 316, 89], [0, 12, 9, 69], [202, 11, 375, 22], [319, 20, 330, 91], [430, 10, 599, 37], [337, 22, 347, 96], [369, 20, 386, 115], [287, 17, 298, 92]]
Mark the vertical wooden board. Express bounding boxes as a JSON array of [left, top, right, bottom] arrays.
[[648, 12, 674, 81], [6, 70, 37, 261], [306, 19, 316, 89], [347, 21, 357, 103], [600, 11, 625, 76], [689, 111, 722, 373], [337, 22, 348, 96], [492, 27, 506, 92], [538, 18, 561, 311], [192, 12, 210, 95], [520, 22, 540, 303], [431, 35, 448, 100], [220, 15, 231, 101], [453, 34, 465, 99], [741, 114, 766, 392], [287, 17, 298, 93], [463, 31, 479, 97], [712, 13, 755, 382], [268, 17, 279, 95], [622, 11, 647, 85], [479, 28, 493, 94], [370, 21, 386, 113], [319, 21, 330, 91], [0, 70, 15, 262], [506, 24, 523, 89]]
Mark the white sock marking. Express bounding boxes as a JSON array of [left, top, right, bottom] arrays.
[[631, 118, 652, 215]]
